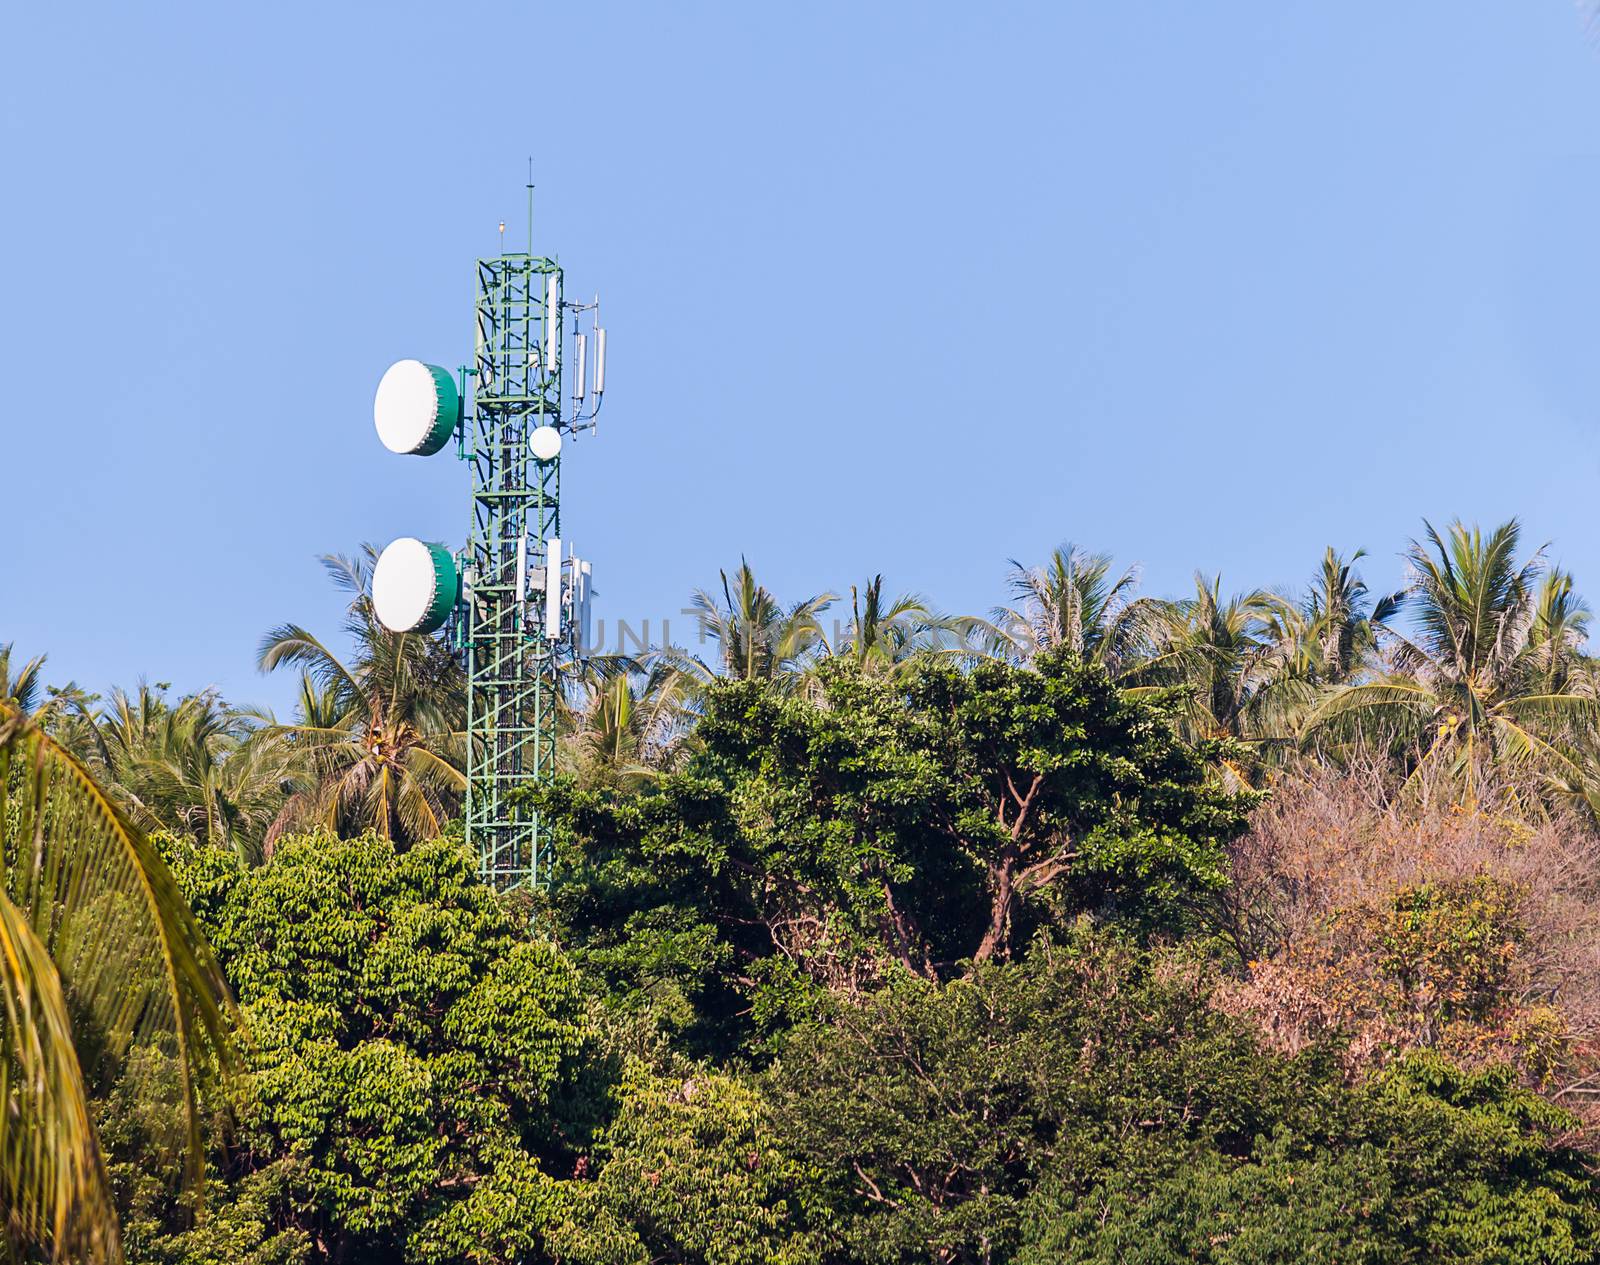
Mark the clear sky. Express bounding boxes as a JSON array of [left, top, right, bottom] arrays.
[[5, 3, 1600, 713]]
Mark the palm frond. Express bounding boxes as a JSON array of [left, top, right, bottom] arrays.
[[0, 643, 48, 715], [256, 624, 368, 713], [1305, 679, 1438, 728], [0, 702, 240, 1261], [0, 887, 119, 1263]]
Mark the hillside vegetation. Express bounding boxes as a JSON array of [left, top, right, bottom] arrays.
[[7, 516, 1600, 1263]]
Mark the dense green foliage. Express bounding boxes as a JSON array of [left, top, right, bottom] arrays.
[[99, 834, 1600, 1264], [772, 940, 1600, 1264], [544, 653, 1253, 1056], [86, 648, 1600, 1264], [112, 831, 599, 1263], [100, 830, 842, 1265]]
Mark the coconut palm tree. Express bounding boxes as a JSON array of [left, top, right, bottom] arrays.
[[291, 669, 348, 731], [1306, 519, 1598, 804], [259, 549, 466, 845], [560, 662, 692, 790], [1217, 547, 1404, 747], [678, 560, 834, 688], [988, 544, 1156, 672], [1524, 568, 1592, 696], [0, 701, 237, 1263], [1301, 546, 1404, 686], [1129, 572, 1293, 746], [830, 575, 959, 673], [0, 641, 46, 714], [86, 686, 296, 864]]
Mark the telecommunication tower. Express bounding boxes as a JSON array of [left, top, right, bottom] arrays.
[[368, 183, 606, 893]]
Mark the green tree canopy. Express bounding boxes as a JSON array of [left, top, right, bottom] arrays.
[[543, 653, 1255, 1054], [114, 831, 832, 1265], [767, 935, 1600, 1265], [118, 831, 602, 1264]]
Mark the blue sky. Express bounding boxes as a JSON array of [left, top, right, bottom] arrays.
[[4, 3, 1600, 713]]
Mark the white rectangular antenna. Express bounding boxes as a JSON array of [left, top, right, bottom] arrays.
[[593, 327, 606, 394], [544, 536, 563, 639], [515, 535, 527, 607], [579, 559, 593, 655], [544, 274, 558, 374], [566, 554, 581, 652], [573, 332, 587, 400]]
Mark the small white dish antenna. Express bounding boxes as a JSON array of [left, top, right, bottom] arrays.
[[530, 425, 562, 461]]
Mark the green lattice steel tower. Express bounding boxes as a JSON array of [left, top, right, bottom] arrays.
[[467, 252, 559, 890], [370, 197, 603, 894]]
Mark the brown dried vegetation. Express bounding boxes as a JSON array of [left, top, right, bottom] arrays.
[[1214, 759, 1600, 1129]]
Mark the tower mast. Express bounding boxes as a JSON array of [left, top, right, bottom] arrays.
[[369, 186, 605, 893], [464, 241, 562, 889]]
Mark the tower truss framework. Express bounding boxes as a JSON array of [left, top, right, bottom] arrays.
[[464, 252, 563, 891]]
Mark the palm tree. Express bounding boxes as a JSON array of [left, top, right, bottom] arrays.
[[831, 575, 958, 673], [259, 550, 466, 845], [1301, 547, 1403, 686], [988, 544, 1156, 672], [1130, 572, 1292, 745], [87, 686, 296, 865], [560, 663, 691, 790], [0, 641, 46, 713], [1306, 519, 1598, 804], [1217, 547, 1404, 748], [0, 701, 237, 1263], [291, 668, 348, 731], [1525, 568, 1591, 696], [677, 560, 834, 687]]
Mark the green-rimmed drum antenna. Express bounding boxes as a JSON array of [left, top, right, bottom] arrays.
[[372, 538, 460, 634], [374, 360, 460, 456]]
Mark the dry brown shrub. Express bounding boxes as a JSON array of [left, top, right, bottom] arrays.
[[1212, 758, 1600, 1124]]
